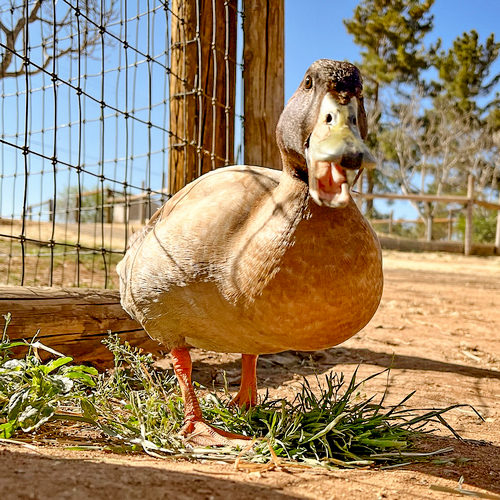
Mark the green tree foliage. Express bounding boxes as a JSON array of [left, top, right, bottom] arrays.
[[456, 208, 498, 244], [432, 30, 500, 114], [344, 1, 499, 242], [58, 186, 104, 224], [344, 0, 436, 99], [344, 0, 436, 217], [486, 105, 500, 131]]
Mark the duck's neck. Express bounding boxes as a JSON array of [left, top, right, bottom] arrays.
[[276, 157, 309, 205]]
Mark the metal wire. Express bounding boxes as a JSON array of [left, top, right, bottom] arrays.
[[0, 0, 244, 289]]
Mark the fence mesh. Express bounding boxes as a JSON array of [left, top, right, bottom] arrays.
[[0, 0, 243, 289]]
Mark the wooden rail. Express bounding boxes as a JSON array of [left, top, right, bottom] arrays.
[[357, 192, 500, 210], [355, 175, 500, 255], [0, 286, 162, 367]]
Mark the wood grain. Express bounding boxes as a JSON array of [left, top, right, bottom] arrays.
[[169, 0, 237, 194], [243, 0, 284, 169], [0, 286, 162, 366]]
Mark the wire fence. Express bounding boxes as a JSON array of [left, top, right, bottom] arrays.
[[0, 0, 243, 289]]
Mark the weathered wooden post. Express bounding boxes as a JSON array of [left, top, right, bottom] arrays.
[[425, 202, 433, 242], [464, 174, 474, 256], [495, 195, 500, 255], [169, 0, 237, 194], [139, 181, 146, 224], [447, 209, 453, 241], [243, 0, 284, 168], [105, 188, 113, 223], [48, 198, 54, 222], [0, 287, 160, 366]]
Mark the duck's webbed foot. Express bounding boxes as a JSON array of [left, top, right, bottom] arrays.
[[229, 386, 257, 408], [180, 419, 250, 447]]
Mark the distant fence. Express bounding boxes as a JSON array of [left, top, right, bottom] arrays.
[[0, 0, 285, 289], [357, 174, 500, 256]]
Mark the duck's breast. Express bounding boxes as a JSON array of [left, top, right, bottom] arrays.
[[237, 199, 383, 353]]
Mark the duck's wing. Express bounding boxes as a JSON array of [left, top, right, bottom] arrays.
[[116, 165, 281, 307]]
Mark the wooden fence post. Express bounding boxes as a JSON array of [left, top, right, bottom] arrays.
[[139, 181, 146, 224], [105, 188, 113, 223], [169, 0, 237, 194], [447, 209, 453, 241], [464, 174, 474, 256], [243, 0, 284, 168], [425, 202, 433, 242], [495, 193, 500, 255], [48, 198, 54, 222]]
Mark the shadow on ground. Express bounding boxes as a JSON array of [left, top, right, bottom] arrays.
[[191, 346, 500, 389], [404, 434, 500, 495], [1, 434, 499, 498], [0, 447, 299, 500]]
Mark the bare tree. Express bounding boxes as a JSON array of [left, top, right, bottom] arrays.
[[0, 0, 116, 79], [381, 92, 499, 233]]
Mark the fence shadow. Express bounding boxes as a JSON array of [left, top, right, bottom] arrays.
[[401, 434, 500, 495]]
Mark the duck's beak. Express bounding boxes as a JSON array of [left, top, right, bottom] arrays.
[[305, 93, 375, 208]]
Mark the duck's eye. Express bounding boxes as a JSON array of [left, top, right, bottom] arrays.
[[351, 116, 357, 125], [304, 75, 312, 89]]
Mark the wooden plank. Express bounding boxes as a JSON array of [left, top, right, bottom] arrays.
[[169, 0, 237, 194], [370, 217, 451, 225], [475, 199, 500, 211], [356, 192, 500, 210], [356, 192, 470, 204], [0, 286, 162, 367], [243, 0, 284, 169], [378, 236, 497, 256], [464, 175, 474, 256]]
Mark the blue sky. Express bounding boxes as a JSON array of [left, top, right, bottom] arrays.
[[1, 1, 498, 220], [285, 0, 500, 99], [284, 0, 499, 217]]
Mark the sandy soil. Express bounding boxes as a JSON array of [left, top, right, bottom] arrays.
[[1, 250, 499, 499]]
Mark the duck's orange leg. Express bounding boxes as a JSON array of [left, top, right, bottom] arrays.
[[230, 354, 258, 408], [171, 347, 250, 446]]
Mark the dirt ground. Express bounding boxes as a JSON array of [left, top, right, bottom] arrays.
[[1, 250, 499, 500]]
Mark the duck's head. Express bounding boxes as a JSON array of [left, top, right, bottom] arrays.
[[276, 59, 375, 208]]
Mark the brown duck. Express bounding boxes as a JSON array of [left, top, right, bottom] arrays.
[[117, 59, 383, 445]]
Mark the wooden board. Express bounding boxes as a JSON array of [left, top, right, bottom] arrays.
[[169, 0, 237, 194], [378, 236, 498, 256], [243, 0, 284, 169], [0, 286, 163, 367]]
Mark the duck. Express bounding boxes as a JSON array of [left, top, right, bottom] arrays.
[[117, 59, 383, 446]]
